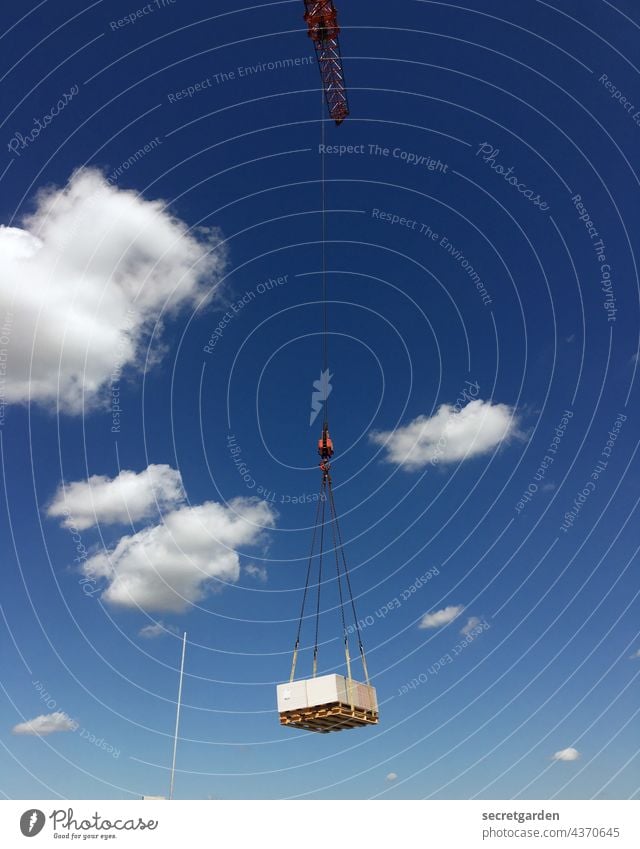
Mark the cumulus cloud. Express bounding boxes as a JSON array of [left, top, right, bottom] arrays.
[[419, 605, 464, 629], [138, 621, 180, 639], [371, 399, 520, 470], [460, 616, 482, 636], [0, 168, 225, 413], [83, 497, 276, 612], [12, 711, 77, 736], [552, 747, 580, 762], [47, 464, 185, 530], [386, 772, 398, 782], [244, 563, 267, 582]]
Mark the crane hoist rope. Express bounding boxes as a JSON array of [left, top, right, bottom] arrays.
[[276, 1, 377, 734], [287, 81, 369, 690], [288, 438, 370, 686]]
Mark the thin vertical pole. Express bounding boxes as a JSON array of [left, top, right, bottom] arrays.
[[169, 631, 187, 800]]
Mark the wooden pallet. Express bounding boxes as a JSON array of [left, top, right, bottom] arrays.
[[279, 701, 379, 733]]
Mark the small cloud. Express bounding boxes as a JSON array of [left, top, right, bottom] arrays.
[[244, 564, 267, 583], [565, 334, 576, 344], [386, 772, 398, 782], [541, 482, 556, 492], [12, 711, 77, 736], [629, 649, 640, 659], [460, 616, 481, 636], [47, 464, 185, 531], [371, 399, 520, 471], [552, 747, 580, 762], [139, 621, 179, 639], [419, 605, 464, 629]]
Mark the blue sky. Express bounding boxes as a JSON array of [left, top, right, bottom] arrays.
[[1, 0, 639, 800]]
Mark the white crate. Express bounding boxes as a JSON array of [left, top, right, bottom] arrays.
[[276, 680, 309, 713], [277, 674, 377, 713], [306, 673, 346, 707]]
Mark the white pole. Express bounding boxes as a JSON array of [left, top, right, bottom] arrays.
[[169, 631, 187, 800]]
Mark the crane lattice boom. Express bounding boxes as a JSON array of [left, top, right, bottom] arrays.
[[304, 0, 349, 124]]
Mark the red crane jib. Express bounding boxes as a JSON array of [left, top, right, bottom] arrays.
[[303, 1, 349, 125]]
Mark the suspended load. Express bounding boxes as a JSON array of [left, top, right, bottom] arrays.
[[277, 427, 379, 733], [278, 674, 378, 733]]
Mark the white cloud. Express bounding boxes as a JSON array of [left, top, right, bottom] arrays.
[[371, 399, 519, 470], [47, 464, 185, 530], [629, 649, 640, 659], [12, 711, 77, 736], [460, 616, 481, 636], [386, 772, 398, 782], [552, 747, 580, 762], [83, 497, 276, 612], [244, 563, 267, 582], [419, 605, 464, 629], [0, 168, 225, 413], [139, 621, 180, 639]]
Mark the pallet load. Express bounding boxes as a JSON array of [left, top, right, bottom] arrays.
[[277, 673, 378, 733]]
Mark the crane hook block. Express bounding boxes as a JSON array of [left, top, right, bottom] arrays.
[[318, 426, 334, 459]]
